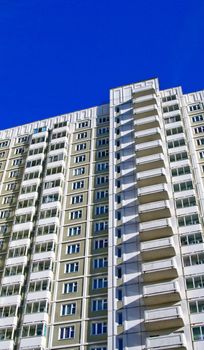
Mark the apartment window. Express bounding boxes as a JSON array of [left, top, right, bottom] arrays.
[[162, 95, 177, 102], [70, 210, 82, 220], [94, 239, 108, 250], [65, 262, 79, 273], [117, 267, 122, 279], [31, 136, 45, 144], [192, 326, 204, 341], [9, 170, 20, 178], [5, 264, 23, 276], [46, 166, 64, 176], [91, 322, 107, 335], [117, 312, 123, 325], [171, 166, 191, 177], [0, 151, 6, 158], [26, 159, 42, 168], [95, 205, 108, 215], [61, 303, 76, 316], [34, 241, 55, 253], [166, 127, 183, 137], [96, 190, 108, 200], [0, 284, 21, 297], [17, 136, 28, 143], [189, 103, 203, 112], [12, 230, 30, 241], [33, 126, 47, 133], [76, 143, 86, 151], [163, 104, 179, 113], [173, 181, 193, 192], [73, 167, 85, 176], [50, 142, 66, 151], [197, 138, 204, 146], [52, 130, 67, 139], [72, 180, 84, 190], [92, 299, 107, 311], [96, 176, 108, 185], [24, 171, 40, 181], [92, 277, 107, 289], [3, 196, 14, 205], [22, 323, 46, 338], [0, 224, 8, 234], [71, 195, 83, 204], [25, 300, 48, 314], [29, 147, 43, 156], [117, 289, 123, 301], [181, 232, 203, 246], [0, 305, 17, 318], [68, 226, 81, 236], [42, 193, 60, 204], [176, 196, 196, 209], [59, 326, 75, 339], [199, 151, 204, 159], [96, 162, 109, 172], [32, 260, 53, 273], [77, 121, 89, 129], [95, 221, 108, 232], [194, 126, 204, 134], [190, 300, 204, 314], [29, 279, 50, 293], [97, 116, 109, 124], [97, 127, 109, 135], [13, 158, 23, 166], [164, 115, 181, 124], [44, 179, 61, 189], [93, 257, 108, 269], [48, 153, 64, 163], [97, 138, 109, 147], [97, 150, 109, 158], [178, 214, 199, 227], [0, 140, 9, 148], [91, 347, 107, 350], [6, 183, 17, 191], [53, 121, 67, 128], [192, 114, 204, 123], [67, 244, 80, 254], [0, 210, 12, 219], [39, 208, 58, 219], [15, 147, 25, 155], [37, 224, 56, 236], [8, 246, 26, 258], [168, 139, 185, 149], [184, 252, 204, 267], [63, 282, 77, 294], [75, 155, 86, 163], [77, 132, 87, 139]]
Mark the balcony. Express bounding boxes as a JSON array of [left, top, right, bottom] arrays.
[[0, 295, 21, 307], [20, 178, 40, 190], [140, 218, 173, 241], [133, 85, 156, 98], [139, 200, 171, 222], [26, 290, 51, 302], [35, 233, 57, 244], [46, 159, 65, 170], [42, 186, 63, 196], [15, 206, 36, 217], [135, 140, 163, 158], [143, 281, 181, 305], [26, 153, 45, 163], [30, 269, 53, 281], [0, 340, 14, 350], [9, 238, 30, 248], [32, 251, 55, 262], [136, 153, 165, 172], [142, 258, 178, 282], [0, 316, 18, 328], [140, 237, 175, 261], [37, 217, 59, 227], [18, 190, 39, 202], [50, 136, 68, 145], [137, 168, 167, 187], [12, 222, 34, 233], [29, 141, 47, 150], [43, 172, 65, 183], [133, 93, 157, 108], [133, 104, 159, 119], [1, 274, 25, 285], [40, 201, 61, 212], [134, 115, 160, 131], [23, 312, 48, 324], [5, 256, 28, 267], [144, 306, 183, 331], [19, 336, 46, 349], [138, 183, 169, 204], [24, 164, 43, 174], [146, 333, 187, 350], [135, 127, 161, 143]]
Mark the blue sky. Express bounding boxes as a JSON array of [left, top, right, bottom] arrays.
[[0, 0, 204, 129]]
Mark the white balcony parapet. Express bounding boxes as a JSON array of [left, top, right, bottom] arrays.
[[133, 93, 157, 104], [18, 191, 39, 202], [29, 141, 47, 150], [5, 256, 28, 266], [146, 333, 186, 350], [140, 218, 172, 232], [42, 186, 63, 196], [43, 173, 65, 183], [0, 316, 18, 328], [21, 178, 41, 189], [1, 274, 25, 285], [134, 104, 158, 115], [35, 233, 57, 244], [37, 217, 59, 227], [145, 305, 182, 323], [32, 251, 55, 262], [26, 153, 45, 163], [19, 335, 46, 349], [52, 125, 69, 133], [141, 237, 175, 260], [133, 85, 156, 96], [30, 270, 53, 281], [0, 340, 14, 350], [40, 201, 61, 211], [142, 258, 177, 275], [0, 295, 21, 307], [24, 164, 43, 174], [15, 206, 36, 217], [12, 222, 34, 233], [137, 168, 166, 182], [139, 200, 170, 214], [135, 127, 161, 139], [134, 115, 160, 127], [136, 153, 165, 169], [143, 281, 180, 299], [138, 183, 168, 196], [26, 290, 51, 302], [50, 136, 68, 145], [46, 159, 65, 169], [136, 139, 163, 152], [23, 312, 48, 324], [9, 238, 31, 248]]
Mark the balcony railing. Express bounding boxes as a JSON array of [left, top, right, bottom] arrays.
[[141, 237, 175, 261], [142, 258, 178, 282], [140, 218, 173, 241], [138, 183, 169, 204], [143, 281, 181, 305], [139, 200, 171, 222], [146, 333, 186, 350]]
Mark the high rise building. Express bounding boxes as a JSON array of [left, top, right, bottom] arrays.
[[0, 78, 204, 350]]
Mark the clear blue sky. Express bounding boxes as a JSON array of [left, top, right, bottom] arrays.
[[0, 0, 204, 129]]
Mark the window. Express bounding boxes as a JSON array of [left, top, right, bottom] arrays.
[[178, 214, 199, 227], [0, 305, 17, 318], [22, 323, 46, 338], [199, 151, 204, 159], [0, 328, 13, 341], [3, 196, 14, 205], [91, 322, 107, 335], [52, 130, 67, 139], [197, 138, 204, 146], [37, 224, 56, 236], [94, 239, 108, 250], [71, 195, 83, 204], [68, 226, 81, 236], [92, 277, 107, 289], [194, 126, 204, 134], [17, 136, 29, 143], [32, 260, 53, 273], [8, 246, 26, 258], [97, 116, 109, 124], [97, 127, 109, 135], [6, 183, 17, 191], [91, 347, 107, 350], [13, 158, 23, 166], [92, 299, 107, 311], [67, 244, 80, 254], [0, 284, 21, 297], [171, 166, 191, 177], [117, 312, 123, 325], [181, 232, 203, 246], [33, 126, 47, 134], [163, 104, 179, 113], [73, 167, 85, 176], [15, 147, 25, 155], [5, 264, 23, 276], [24, 171, 40, 181], [77, 132, 87, 139], [0, 210, 12, 219], [173, 181, 193, 192], [46, 166, 64, 176], [25, 301, 48, 314], [95, 205, 108, 215], [61, 303, 76, 316], [29, 147, 43, 156], [31, 136, 46, 144], [164, 115, 181, 124], [44, 179, 61, 189], [48, 153, 64, 163], [97, 150, 109, 158], [50, 142, 66, 151], [184, 252, 204, 267], [96, 176, 108, 185], [96, 190, 108, 200], [63, 282, 77, 294], [12, 230, 30, 241], [76, 143, 86, 151], [94, 221, 108, 232], [42, 193, 60, 204], [192, 114, 204, 123], [0, 141, 9, 148], [189, 103, 203, 112], [192, 326, 204, 341], [39, 208, 58, 219], [168, 139, 185, 148], [96, 162, 109, 172], [93, 257, 108, 269], [77, 121, 89, 129], [166, 126, 183, 136], [190, 299, 204, 314], [34, 241, 55, 254], [59, 326, 75, 339], [72, 180, 84, 190], [162, 95, 177, 102], [70, 210, 82, 220], [97, 138, 109, 147], [75, 155, 86, 163], [53, 121, 67, 128], [176, 196, 196, 209], [9, 170, 20, 178], [26, 159, 42, 168], [65, 262, 79, 273], [29, 279, 50, 293], [0, 151, 6, 158]]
